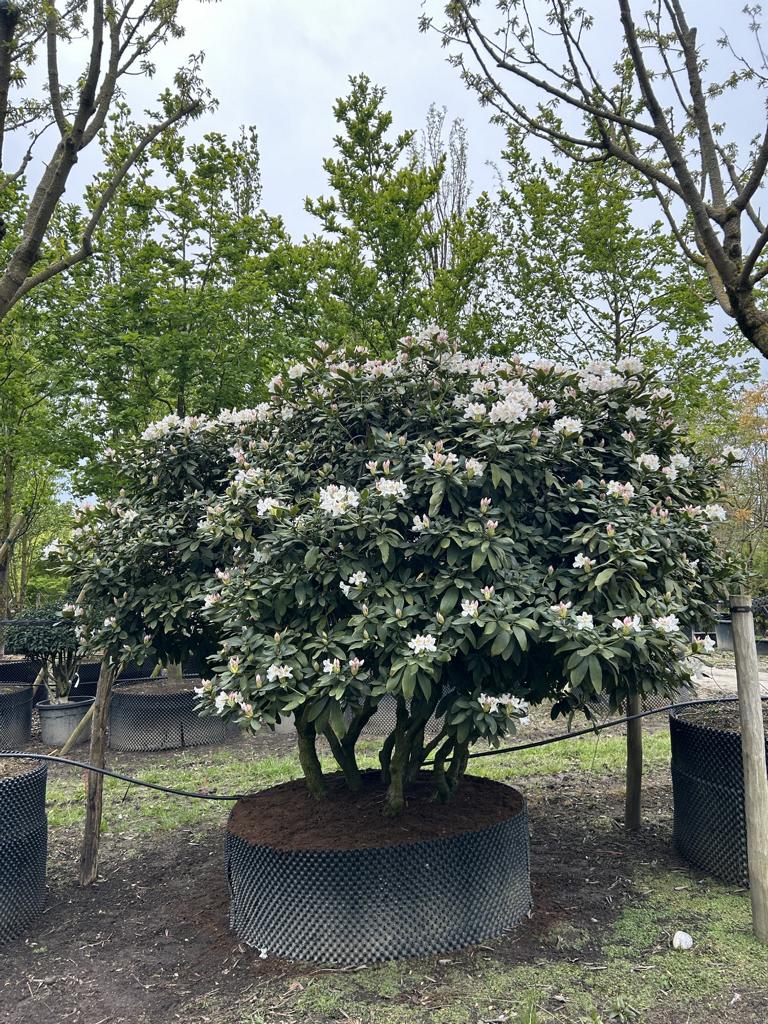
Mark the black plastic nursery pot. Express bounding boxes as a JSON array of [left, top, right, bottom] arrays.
[[0, 685, 33, 749], [109, 679, 226, 752], [226, 773, 532, 964], [0, 760, 47, 944], [670, 701, 768, 886], [0, 660, 42, 685]]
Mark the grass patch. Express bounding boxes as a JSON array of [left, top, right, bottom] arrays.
[[45, 730, 672, 835]]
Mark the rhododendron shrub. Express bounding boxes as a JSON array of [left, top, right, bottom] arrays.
[[62, 328, 736, 814]]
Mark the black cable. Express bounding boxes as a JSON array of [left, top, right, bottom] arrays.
[[0, 694, 760, 800], [460, 695, 744, 760], [0, 751, 249, 800]]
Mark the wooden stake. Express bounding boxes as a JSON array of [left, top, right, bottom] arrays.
[[79, 655, 117, 886], [624, 692, 643, 831], [56, 701, 95, 756], [730, 594, 768, 943]]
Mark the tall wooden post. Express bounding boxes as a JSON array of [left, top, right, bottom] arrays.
[[730, 594, 768, 943], [625, 692, 643, 831], [79, 654, 117, 886]]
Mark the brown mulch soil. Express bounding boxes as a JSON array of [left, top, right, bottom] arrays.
[[676, 701, 768, 733], [0, 758, 41, 781], [229, 772, 524, 851]]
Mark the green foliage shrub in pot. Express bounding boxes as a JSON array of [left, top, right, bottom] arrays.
[[5, 607, 92, 747]]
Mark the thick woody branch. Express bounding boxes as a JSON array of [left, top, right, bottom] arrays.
[[0, 0, 18, 167], [740, 224, 768, 288], [46, 8, 68, 136], [10, 99, 202, 308], [665, 0, 727, 208], [618, 0, 733, 287], [71, 0, 105, 137]]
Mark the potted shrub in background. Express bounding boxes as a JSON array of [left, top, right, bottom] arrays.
[[5, 607, 92, 747], [61, 328, 734, 963]]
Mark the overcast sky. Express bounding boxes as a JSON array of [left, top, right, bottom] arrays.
[[120, 0, 507, 237], [42, 0, 764, 242]]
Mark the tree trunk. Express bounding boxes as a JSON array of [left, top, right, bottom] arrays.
[[383, 699, 411, 816], [79, 655, 118, 885], [323, 727, 362, 791], [294, 710, 325, 798], [731, 288, 768, 361], [0, 510, 25, 656]]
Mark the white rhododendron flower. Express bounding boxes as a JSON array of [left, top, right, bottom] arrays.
[[256, 497, 284, 517], [616, 356, 643, 374], [574, 612, 594, 630], [463, 401, 487, 421], [612, 615, 642, 633], [319, 484, 360, 516], [652, 614, 681, 634], [695, 635, 716, 654], [704, 504, 727, 522], [635, 453, 660, 472], [606, 480, 635, 503], [267, 663, 293, 682], [550, 601, 573, 617], [553, 416, 583, 436], [573, 552, 595, 571], [322, 658, 342, 675], [464, 457, 486, 477], [461, 599, 480, 619], [626, 405, 648, 421], [287, 362, 307, 380], [375, 477, 409, 499], [488, 382, 538, 424], [407, 634, 437, 655], [348, 571, 368, 587], [670, 453, 691, 471], [412, 514, 430, 532], [422, 449, 460, 472]]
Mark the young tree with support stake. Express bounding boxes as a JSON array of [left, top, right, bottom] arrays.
[[424, 0, 768, 360], [59, 329, 735, 819]]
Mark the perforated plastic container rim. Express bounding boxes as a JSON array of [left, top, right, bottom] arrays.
[[225, 780, 532, 964]]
